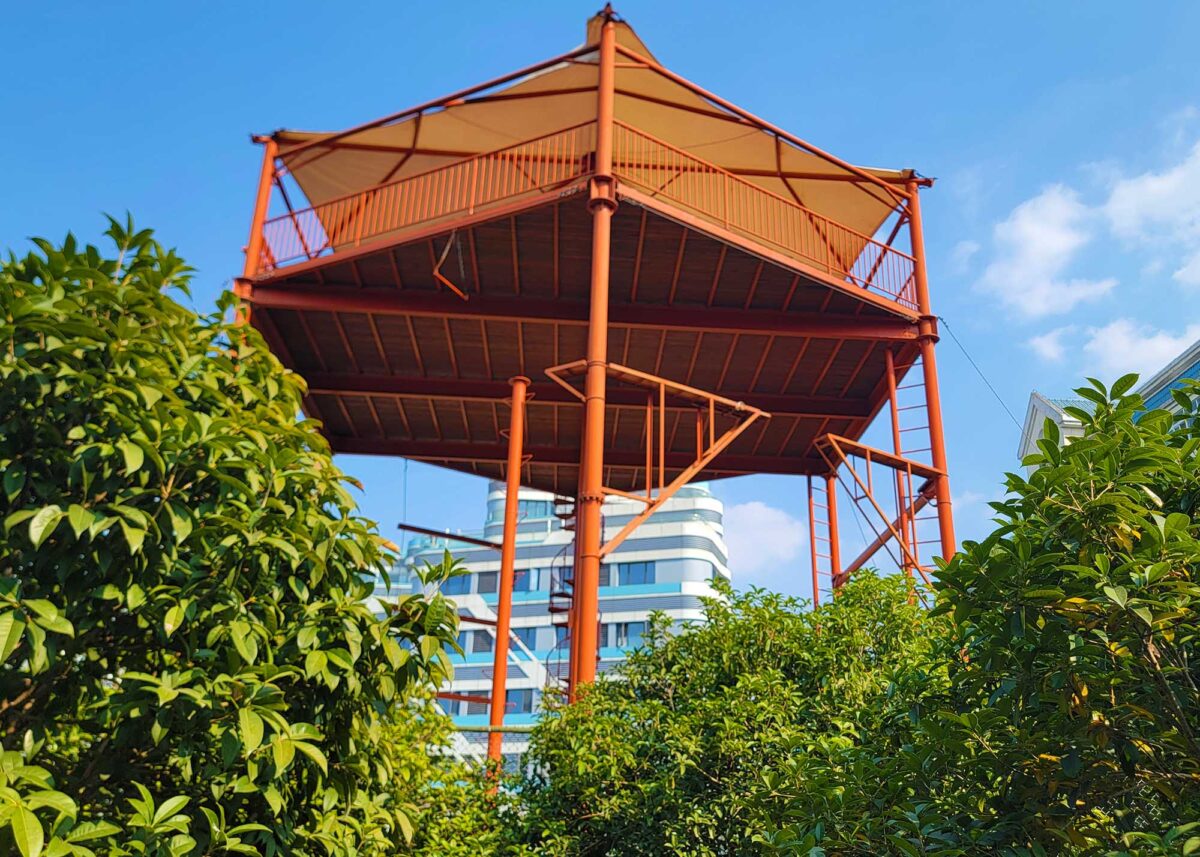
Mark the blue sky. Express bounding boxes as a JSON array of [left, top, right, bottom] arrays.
[[6, 1, 1200, 596]]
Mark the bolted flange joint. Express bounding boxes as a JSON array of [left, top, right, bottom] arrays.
[[587, 176, 619, 213]]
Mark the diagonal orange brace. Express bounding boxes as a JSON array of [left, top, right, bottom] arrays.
[[815, 435, 932, 585], [544, 359, 770, 559]]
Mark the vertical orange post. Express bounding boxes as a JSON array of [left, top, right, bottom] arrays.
[[906, 180, 956, 559], [235, 137, 279, 323], [488, 376, 529, 762], [807, 475, 819, 606], [570, 10, 618, 695], [825, 473, 840, 591], [884, 348, 913, 583]]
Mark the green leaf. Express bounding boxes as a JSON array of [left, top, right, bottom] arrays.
[[118, 518, 145, 554], [4, 461, 26, 501], [28, 505, 63, 548], [117, 439, 144, 474], [163, 603, 186, 638], [304, 650, 327, 679], [26, 789, 77, 818], [67, 504, 95, 539], [1133, 606, 1154, 627], [1103, 585, 1128, 608], [12, 806, 44, 857], [0, 612, 25, 663], [65, 821, 122, 842], [239, 708, 265, 754], [153, 795, 189, 825], [230, 622, 258, 664], [293, 740, 328, 774], [272, 738, 295, 772]]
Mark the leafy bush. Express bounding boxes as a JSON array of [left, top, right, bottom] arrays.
[[0, 221, 457, 855]]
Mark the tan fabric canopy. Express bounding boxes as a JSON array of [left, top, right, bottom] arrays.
[[273, 15, 911, 258]]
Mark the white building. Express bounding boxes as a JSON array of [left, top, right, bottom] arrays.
[[384, 481, 728, 764], [1019, 336, 1200, 461]]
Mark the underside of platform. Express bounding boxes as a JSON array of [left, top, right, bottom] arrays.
[[251, 195, 921, 497]]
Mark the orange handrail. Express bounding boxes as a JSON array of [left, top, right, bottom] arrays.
[[259, 122, 598, 271], [255, 120, 916, 310], [610, 121, 917, 308]]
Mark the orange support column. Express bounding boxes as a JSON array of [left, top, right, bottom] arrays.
[[235, 137, 278, 323], [906, 179, 956, 559], [569, 10, 618, 695], [487, 376, 530, 762], [825, 473, 841, 591], [807, 476, 820, 606], [884, 348, 913, 583]]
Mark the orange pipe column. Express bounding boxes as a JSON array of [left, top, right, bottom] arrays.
[[906, 179, 956, 559], [825, 473, 841, 592], [487, 376, 530, 762], [884, 348, 913, 582], [235, 137, 278, 323], [570, 11, 618, 695], [807, 476, 819, 606]]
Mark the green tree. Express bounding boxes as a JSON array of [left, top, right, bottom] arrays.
[[515, 574, 941, 856], [0, 220, 457, 855], [926, 376, 1200, 852]]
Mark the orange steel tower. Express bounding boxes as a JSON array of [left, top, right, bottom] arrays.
[[235, 7, 955, 756]]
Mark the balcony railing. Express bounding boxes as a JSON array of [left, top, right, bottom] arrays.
[[255, 120, 916, 310], [610, 121, 917, 309], [260, 122, 598, 271]]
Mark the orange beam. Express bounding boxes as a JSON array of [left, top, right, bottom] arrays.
[[330, 437, 827, 477], [842, 488, 933, 580], [396, 522, 500, 551], [610, 43, 912, 206], [308, 372, 873, 419], [248, 286, 919, 342], [487, 376, 529, 763], [271, 44, 598, 158]]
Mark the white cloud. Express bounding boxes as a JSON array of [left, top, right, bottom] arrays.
[[1027, 325, 1076, 362], [1173, 251, 1200, 287], [1081, 318, 1200, 380], [1103, 140, 1200, 245], [947, 239, 981, 275], [723, 501, 806, 589], [975, 185, 1116, 318]]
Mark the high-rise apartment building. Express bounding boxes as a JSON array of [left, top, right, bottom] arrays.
[[382, 481, 728, 762]]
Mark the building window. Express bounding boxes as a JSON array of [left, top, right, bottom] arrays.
[[505, 688, 534, 713], [610, 561, 655, 586], [513, 626, 538, 650], [518, 499, 552, 519], [513, 568, 537, 592], [464, 699, 487, 715], [442, 574, 471, 596], [468, 630, 493, 654], [614, 621, 647, 649], [476, 572, 498, 594], [598, 565, 610, 587], [553, 624, 569, 649]]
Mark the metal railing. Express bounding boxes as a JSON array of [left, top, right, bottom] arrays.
[[259, 122, 598, 271], [255, 120, 916, 310], [610, 121, 917, 309]]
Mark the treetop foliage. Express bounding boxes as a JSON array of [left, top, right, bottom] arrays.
[[0, 220, 457, 855]]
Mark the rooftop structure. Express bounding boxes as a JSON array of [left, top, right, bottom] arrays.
[[236, 7, 957, 761], [1019, 335, 1200, 462]]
